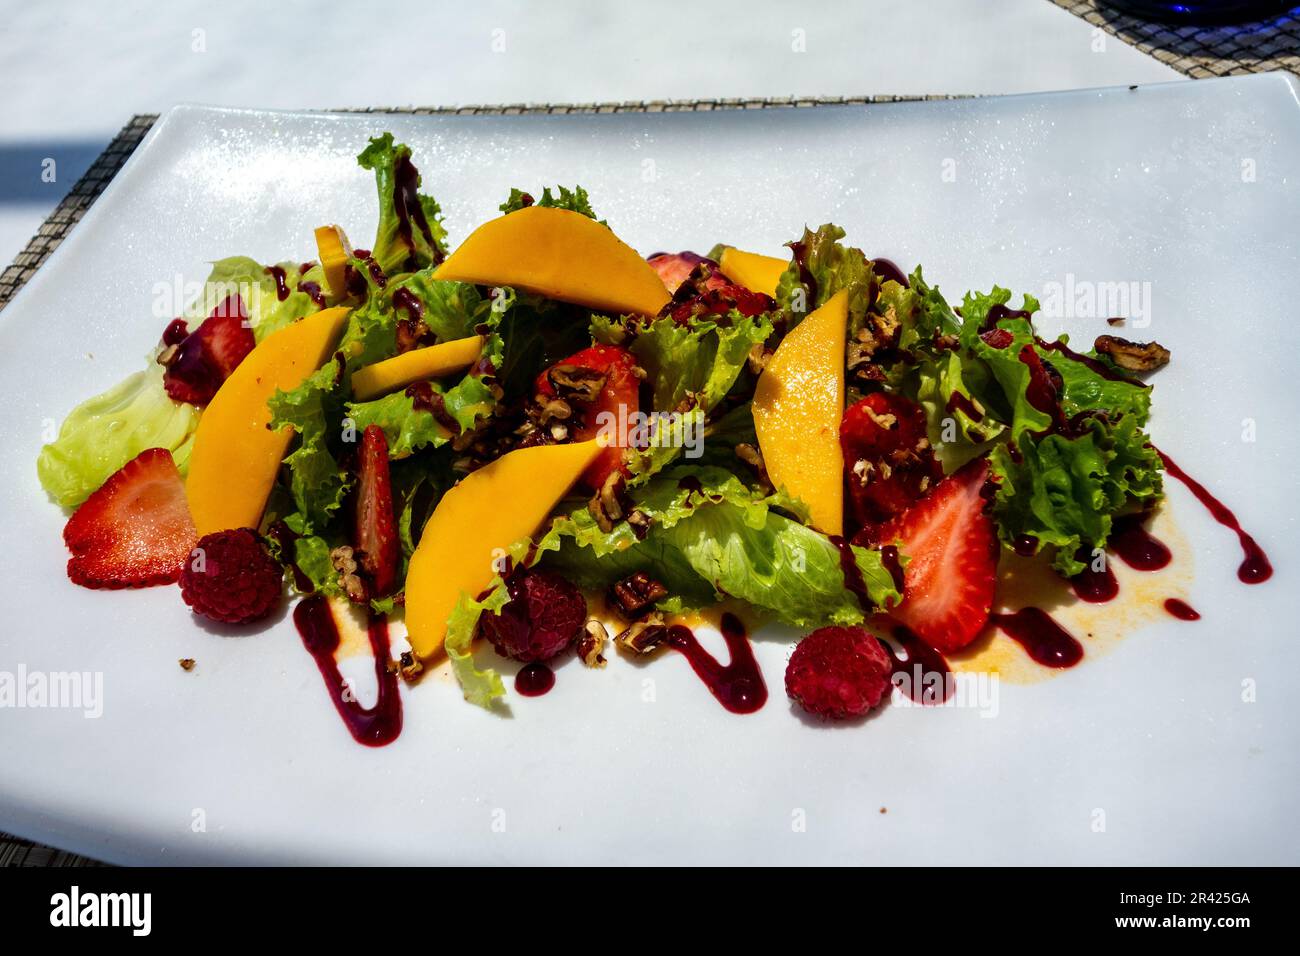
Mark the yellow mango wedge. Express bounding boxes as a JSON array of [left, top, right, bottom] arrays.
[[314, 224, 352, 299], [752, 290, 848, 536], [350, 335, 484, 401], [719, 247, 788, 298], [404, 439, 603, 660], [434, 206, 670, 317], [187, 307, 350, 536]]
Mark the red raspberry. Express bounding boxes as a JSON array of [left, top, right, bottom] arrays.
[[785, 626, 893, 720], [478, 569, 586, 663], [179, 528, 284, 625]]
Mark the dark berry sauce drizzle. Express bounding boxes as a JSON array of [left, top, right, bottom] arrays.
[[1109, 512, 1171, 571], [1157, 449, 1272, 584], [832, 535, 952, 701], [265, 265, 290, 301], [666, 613, 767, 714], [880, 627, 954, 703], [1164, 598, 1200, 621], [514, 662, 555, 697], [991, 607, 1084, 668], [293, 595, 403, 746], [1070, 557, 1119, 603]]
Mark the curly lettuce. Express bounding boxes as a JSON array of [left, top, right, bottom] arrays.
[[499, 185, 601, 222], [629, 311, 773, 413], [774, 223, 876, 331], [356, 133, 448, 276], [537, 466, 900, 627]]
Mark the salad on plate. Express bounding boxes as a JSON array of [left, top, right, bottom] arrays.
[[38, 134, 1271, 744]]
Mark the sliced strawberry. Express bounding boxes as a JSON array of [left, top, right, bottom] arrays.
[[535, 344, 640, 490], [647, 252, 713, 295], [63, 448, 197, 589], [659, 257, 773, 323], [353, 425, 400, 598], [840, 392, 943, 532], [857, 458, 997, 652], [161, 294, 255, 406]]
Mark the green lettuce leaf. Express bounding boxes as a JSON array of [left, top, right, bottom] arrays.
[[443, 586, 510, 709], [629, 311, 773, 413], [37, 363, 200, 508], [346, 390, 451, 459], [356, 133, 448, 276], [345, 362, 496, 460], [989, 412, 1161, 576], [536, 466, 899, 626], [387, 271, 492, 343], [499, 185, 601, 222], [194, 256, 321, 342], [774, 224, 876, 330], [955, 290, 1054, 441]]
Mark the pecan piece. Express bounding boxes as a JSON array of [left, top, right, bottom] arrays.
[[548, 364, 607, 403], [615, 614, 669, 655], [397, 651, 424, 683], [577, 620, 609, 668], [588, 470, 627, 533], [330, 545, 367, 603], [1093, 335, 1171, 373], [609, 571, 669, 620]]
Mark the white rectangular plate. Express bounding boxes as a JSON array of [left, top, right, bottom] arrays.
[[1, 75, 1298, 865]]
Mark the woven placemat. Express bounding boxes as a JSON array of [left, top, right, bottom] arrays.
[[4, 0, 1298, 859], [1053, 0, 1300, 77]]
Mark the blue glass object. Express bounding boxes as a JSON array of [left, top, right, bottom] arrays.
[[1099, 0, 1296, 23]]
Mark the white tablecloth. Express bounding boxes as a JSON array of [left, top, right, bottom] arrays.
[[0, 0, 1179, 266]]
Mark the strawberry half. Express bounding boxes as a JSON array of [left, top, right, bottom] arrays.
[[656, 256, 773, 323], [857, 458, 997, 652], [646, 251, 712, 295], [353, 425, 400, 598], [840, 392, 943, 532], [535, 344, 640, 490], [161, 294, 256, 406], [63, 448, 197, 589]]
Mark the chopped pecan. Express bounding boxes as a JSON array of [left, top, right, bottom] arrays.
[[397, 651, 424, 683], [863, 404, 897, 430], [547, 364, 607, 402], [588, 470, 627, 533], [178, 658, 196, 672], [536, 396, 572, 423], [609, 571, 669, 620], [626, 508, 653, 539], [615, 614, 669, 655], [852, 458, 873, 485], [1093, 335, 1171, 373], [330, 545, 367, 603], [577, 620, 609, 668]]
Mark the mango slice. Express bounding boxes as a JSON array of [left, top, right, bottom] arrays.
[[752, 290, 848, 535], [434, 206, 670, 317], [186, 307, 350, 536], [314, 225, 353, 299], [404, 438, 603, 660], [719, 247, 788, 298], [350, 335, 484, 402]]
